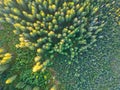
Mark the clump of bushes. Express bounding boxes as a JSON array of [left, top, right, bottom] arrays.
[[0, 0, 118, 89]]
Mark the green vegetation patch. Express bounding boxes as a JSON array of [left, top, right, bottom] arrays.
[[0, 23, 53, 90]]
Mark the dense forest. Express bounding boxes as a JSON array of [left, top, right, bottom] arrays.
[[0, 0, 120, 90]]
